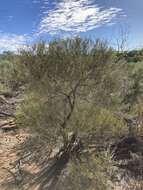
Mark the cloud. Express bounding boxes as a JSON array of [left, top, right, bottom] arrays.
[[32, 0, 41, 4], [38, 0, 122, 36], [0, 33, 30, 52], [8, 16, 14, 21]]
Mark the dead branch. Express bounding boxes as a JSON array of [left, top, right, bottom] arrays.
[[0, 111, 15, 117]]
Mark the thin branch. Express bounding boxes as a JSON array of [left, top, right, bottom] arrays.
[[0, 111, 15, 118]]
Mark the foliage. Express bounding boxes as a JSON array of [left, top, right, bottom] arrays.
[[2, 37, 143, 189], [116, 49, 143, 63], [0, 55, 25, 89], [16, 38, 116, 143], [14, 38, 123, 189]]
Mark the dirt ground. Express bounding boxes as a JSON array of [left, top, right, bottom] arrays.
[[0, 131, 27, 189]]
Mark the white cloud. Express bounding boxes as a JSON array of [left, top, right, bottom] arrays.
[[0, 33, 29, 52], [8, 16, 14, 21], [39, 0, 122, 36], [32, 0, 41, 4]]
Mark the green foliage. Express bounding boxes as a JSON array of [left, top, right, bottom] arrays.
[[0, 59, 13, 80], [3, 37, 143, 189], [0, 56, 26, 89], [116, 49, 143, 63], [16, 91, 60, 142], [18, 39, 113, 86], [122, 63, 143, 107], [15, 38, 115, 142]]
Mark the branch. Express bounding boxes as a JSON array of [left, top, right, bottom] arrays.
[[0, 111, 15, 118], [60, 82, 78, 129]]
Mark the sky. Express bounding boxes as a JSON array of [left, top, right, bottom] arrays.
[[0, 0, 143, 52]]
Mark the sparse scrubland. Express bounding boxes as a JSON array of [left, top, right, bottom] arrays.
[[1, 37, 143, 190]]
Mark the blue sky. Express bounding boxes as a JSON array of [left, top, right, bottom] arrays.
[[0, 0, 142, 51]]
